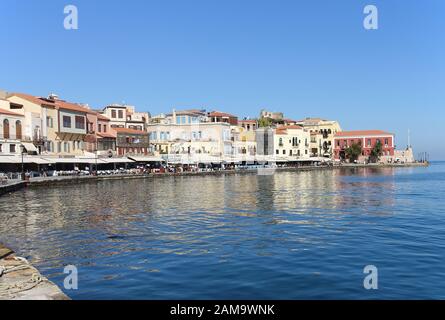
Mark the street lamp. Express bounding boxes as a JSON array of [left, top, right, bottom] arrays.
[[20, 144, 25, 180]]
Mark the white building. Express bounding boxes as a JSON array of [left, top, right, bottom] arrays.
[[0, 98, 26, 155], [274, 125, 311, 159], [148, 109, 232, 158], [102, 104, 150, 131]]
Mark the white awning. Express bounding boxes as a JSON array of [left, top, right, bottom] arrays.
[[52, 158, 108, 164], [24, 157, 54, 164], [0, 156, 17, 164], [102, 157, 135, 163], [128, 156, 165, 162], [21, 143, 38, 153]]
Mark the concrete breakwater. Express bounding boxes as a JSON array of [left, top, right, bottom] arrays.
[[0, 243, 69, 300], [1, 162, 429, 194], [0, 181, 26, 196]]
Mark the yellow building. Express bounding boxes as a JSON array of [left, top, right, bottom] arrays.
[[233, 120, 257, 156], [295, 118, 342, 158], [6, 93, 90, 156], [6, 93, 58, 154]]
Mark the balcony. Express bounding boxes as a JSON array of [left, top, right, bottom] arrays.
[[0, 134, 47, 144]]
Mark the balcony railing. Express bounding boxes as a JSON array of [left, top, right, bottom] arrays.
[[0, 134, 47, 143]]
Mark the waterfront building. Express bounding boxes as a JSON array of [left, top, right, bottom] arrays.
[[394, 147, 415, 163], [231, 126, 256, 158], [274, 125, 311, 159], [295, 118, 342, 158], [96, 114, 117, 155], [333, 130, 395, 162], [52, 98, 89, 156], [6, 93, 95, 156], [5, 92, 59, 154], [114, 127, 150, 156], [147, 109, 233, 157], [239, 119, 258, 132], [0, 103, 26, 156], [101, 104, 150, 131], [208, 111, 238, 126], [85, 112, 117, 156], [148, 122, 233, 157], [255, 127, 275, 156]]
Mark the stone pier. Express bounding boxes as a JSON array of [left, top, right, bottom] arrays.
[[0, 243, 69, 300]]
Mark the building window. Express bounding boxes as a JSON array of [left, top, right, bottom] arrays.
[[0, 144, 2, 153], [3, 119, 9, 139], [16, 120, 22, 140], [384, 138, 389, 146], [46, 116, 53, 128], [283, 150, 286, 155], [111, 110, 117, 118], [276, 149, 279, 155], [367, 139, 371, 147], [191, 116, 199, 124], [75, 116, 85, 130], [118, 110, 124, 119], [103, 125, 107, 133], [64, 142, 70, 153], [98, 124, 102, 132], [63, 116, 71, 128], [10, 144, 16, 153], [10, 103, 23, 110]]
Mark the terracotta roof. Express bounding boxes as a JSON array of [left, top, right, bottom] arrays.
[[97, 132, 116, 139], [239, 119, 257, 123], [10, 92, 93, 114], [335, 130, 393, 137], [9, 93, 56, 108], [113, 127, 147, 135], [56, 100, 92, 114], [208, 111, 237, 118], [171, 109, 206, 116], [97, 113, 110, 121], [279, 125, 303, 130], [0, 108, 23, 117]]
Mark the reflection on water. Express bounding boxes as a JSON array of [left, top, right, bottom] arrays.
[[1, 164, 445, 299]]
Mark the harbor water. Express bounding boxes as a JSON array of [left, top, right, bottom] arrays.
[[1, 163, 444, 299]]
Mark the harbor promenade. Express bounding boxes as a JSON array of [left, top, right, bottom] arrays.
[[0, 161, 429, 196]]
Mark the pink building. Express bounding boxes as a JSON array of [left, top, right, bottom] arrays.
[[85, 112, 117, 155], [334, 130, 395, 161]]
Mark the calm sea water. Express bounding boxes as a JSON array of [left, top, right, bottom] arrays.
[[1, 163, 444, 299]]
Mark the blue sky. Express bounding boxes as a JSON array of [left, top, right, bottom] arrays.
[[1, 0, 444, 159]]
